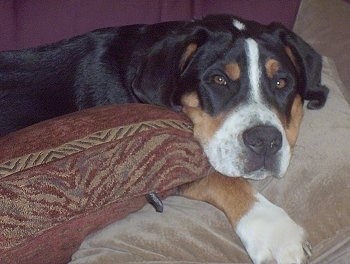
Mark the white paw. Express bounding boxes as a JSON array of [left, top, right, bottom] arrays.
[[236, 193, 311, 264]]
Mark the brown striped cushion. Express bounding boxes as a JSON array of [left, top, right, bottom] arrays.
[[0, 104, 210, 264]]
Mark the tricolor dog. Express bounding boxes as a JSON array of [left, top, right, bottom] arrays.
[[0, 15, 328, 263]]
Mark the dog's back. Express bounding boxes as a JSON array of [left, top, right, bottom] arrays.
[[1, 35, 83, 133], [0, 22, 184, 136]]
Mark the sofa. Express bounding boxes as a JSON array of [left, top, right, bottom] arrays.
[[1, 1, 349, 263]]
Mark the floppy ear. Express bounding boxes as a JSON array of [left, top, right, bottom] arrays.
[[132, 29, 207, 111], [269, 23, 329, 110]]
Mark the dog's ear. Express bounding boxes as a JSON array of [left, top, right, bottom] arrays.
[[268, 23, 329, 110], [132, 29, 208, 111]]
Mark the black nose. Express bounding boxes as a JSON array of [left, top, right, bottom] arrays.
[[243, 125, 282, 156]]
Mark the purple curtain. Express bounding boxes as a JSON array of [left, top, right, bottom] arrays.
[[0, 0, 301, 51]]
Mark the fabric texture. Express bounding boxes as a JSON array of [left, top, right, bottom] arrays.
[[71, 58, 350, 263], [293, 0, 350, 104], [71, 196, 250, 264], [0, 104, 211, 264]]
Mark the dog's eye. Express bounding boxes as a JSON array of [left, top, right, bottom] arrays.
[[276, 78, 287, 89], [213, 75, 228, 86]]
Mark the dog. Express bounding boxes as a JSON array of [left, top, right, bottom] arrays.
[[0, 15, 328, 263]]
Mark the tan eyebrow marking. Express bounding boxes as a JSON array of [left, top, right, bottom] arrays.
[[225, 63, 241, 81], [265, 59, 280, 79]]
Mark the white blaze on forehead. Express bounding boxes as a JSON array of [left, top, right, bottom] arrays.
[[245, 38, 262, 103], [233, 19, 246, 31], [201, 37, 291, 179]]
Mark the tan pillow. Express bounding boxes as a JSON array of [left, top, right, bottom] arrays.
[[70, 58, 350, 263], [0, 104, 210, 264]]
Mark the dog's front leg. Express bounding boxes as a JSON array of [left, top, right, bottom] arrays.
[[179, 172, 311, 264]]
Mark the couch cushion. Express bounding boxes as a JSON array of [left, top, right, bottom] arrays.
[[0, 104, 210, 264], [293, 0, 350, 104], [70, 57, 350, 263]]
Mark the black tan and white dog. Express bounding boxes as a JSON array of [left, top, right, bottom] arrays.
[[0, 15, 328, 263]]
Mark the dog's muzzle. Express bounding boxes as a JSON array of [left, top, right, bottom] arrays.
[[203, 104, 291, 180]]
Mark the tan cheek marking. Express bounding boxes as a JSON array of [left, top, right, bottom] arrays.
[[283, 95, 304, 147], [225, 63, 240, 81], [181, 91, 200, 108], [181, 92, 225, 145], [265, 59, 280, 79], [180, 172, 256, 226], [179, 43, 198, 71]]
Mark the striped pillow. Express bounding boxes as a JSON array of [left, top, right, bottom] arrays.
[[0, 104, 210, 264]]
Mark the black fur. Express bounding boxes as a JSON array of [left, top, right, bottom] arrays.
[[0, 15, 328, 136], [267, 22, 329, 109]]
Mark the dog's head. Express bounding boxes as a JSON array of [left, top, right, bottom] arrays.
[[133, 15, 329, 180]]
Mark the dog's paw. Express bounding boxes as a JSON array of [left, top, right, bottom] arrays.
[[236, 193, 311, 264]]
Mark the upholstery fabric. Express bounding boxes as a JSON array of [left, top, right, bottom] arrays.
[[71, 58, 350, 263], [71, 196, 251, 264], [0, 104, 211, 264]]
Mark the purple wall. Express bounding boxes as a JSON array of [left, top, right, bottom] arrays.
[[0, 1, 17, 51], [0, 0, 301, 51]]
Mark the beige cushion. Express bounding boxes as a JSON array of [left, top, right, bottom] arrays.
[[70, 57, 350, 263], [293, 0, 350, 104]]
